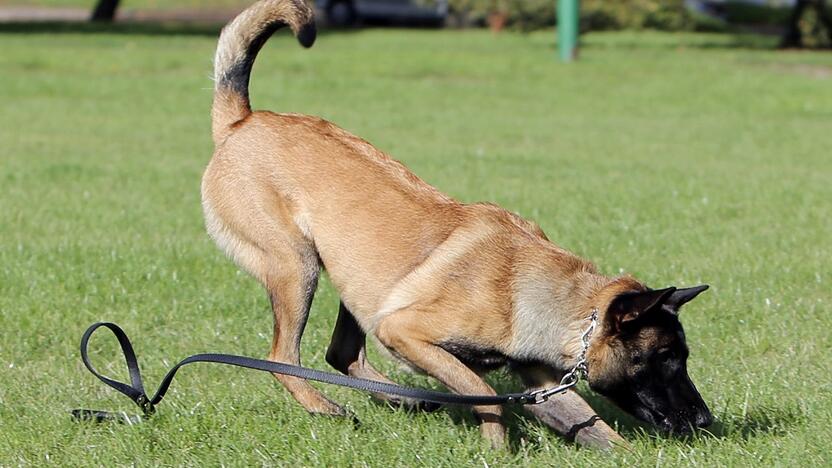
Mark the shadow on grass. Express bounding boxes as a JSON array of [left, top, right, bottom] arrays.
[[108, 365, 806, 454], [434, 372, 809, 451], [575, 389, 805, 442], [0, 20, 225, 36], [706, 403, 807, 439], [0, 20, 442, 37], [582, 31, 782, 51]]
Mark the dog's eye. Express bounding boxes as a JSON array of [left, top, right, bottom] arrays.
[[656, 348, 674, 361]]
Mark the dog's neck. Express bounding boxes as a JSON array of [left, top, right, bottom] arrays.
[[508, 248, 641, 371]]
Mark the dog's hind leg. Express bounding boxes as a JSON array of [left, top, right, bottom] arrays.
[[325, 302, 440, 412], [202, 155, 345, 417], [514, 364, 626, 450], [263, 250, 347, 417]]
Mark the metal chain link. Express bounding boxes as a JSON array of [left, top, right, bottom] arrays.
[[525, 308, 599, 404]]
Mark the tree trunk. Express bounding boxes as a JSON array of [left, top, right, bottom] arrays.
[[781, 0, 832, 48], [90, 0, 120, 22], [781, 0, 810, 48], [819, 0, 832, 44]]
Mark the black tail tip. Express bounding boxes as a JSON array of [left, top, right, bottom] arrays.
[[297, 22, 316, 48]]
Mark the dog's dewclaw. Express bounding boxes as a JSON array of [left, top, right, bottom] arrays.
[[524, 391, 627, 450]]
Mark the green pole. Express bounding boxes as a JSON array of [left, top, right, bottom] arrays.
[[557, 0, 579, 62]]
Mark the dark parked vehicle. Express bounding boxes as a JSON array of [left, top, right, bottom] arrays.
[[317, 0, 448, 26]]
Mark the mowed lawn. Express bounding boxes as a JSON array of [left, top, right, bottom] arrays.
[[1, 26, 830, 466]]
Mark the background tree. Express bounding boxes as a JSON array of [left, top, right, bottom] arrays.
[[90, 0, 121, 22], [781, 0, 832, 48]]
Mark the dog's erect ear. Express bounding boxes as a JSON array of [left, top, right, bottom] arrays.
[[607, 287, 676, 330], [663, 284, 709, 315]]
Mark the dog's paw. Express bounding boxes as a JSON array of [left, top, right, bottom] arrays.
[[480, 421, 507, 449]]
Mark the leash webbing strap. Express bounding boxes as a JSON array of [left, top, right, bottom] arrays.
[[73, 322, 555, 423]]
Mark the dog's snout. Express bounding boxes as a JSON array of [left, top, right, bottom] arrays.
[[663, 406, 712, 433]]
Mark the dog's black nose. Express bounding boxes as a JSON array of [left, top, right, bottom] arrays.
[[694, 409, 713, 428]]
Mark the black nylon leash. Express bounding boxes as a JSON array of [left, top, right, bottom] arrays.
[[73, 322, 571, 423]]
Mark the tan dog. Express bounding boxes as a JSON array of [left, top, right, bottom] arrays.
[[202, 0, 712, 448]]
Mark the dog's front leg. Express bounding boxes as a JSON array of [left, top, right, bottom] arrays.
[[516, 365, 626, 450], [375, 309, 506, 448], [326, 302, 440, 412]]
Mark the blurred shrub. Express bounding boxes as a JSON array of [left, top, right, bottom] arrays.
[[719, 1, 792, 24], [503, 0, 556, 31], [580, 0, 697, 31], [446, 0, 698, 31]]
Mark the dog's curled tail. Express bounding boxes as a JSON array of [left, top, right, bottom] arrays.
[[212, 0, 316, 146]]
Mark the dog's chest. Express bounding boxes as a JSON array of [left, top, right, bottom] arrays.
[[438, 341, 510, 372]]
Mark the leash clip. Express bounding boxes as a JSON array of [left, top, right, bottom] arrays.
[[525, 375, 578, 405], [136, 394, 155, 416]]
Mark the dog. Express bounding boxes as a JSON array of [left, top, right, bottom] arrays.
[[201, 0, 713, 448]]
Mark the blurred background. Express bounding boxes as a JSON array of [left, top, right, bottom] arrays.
[[0, 0, 830, 48]]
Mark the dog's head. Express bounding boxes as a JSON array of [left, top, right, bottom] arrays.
[[587, 284, 713, 434]]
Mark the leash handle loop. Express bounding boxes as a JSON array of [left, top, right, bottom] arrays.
[[79, 322, 154, 415]]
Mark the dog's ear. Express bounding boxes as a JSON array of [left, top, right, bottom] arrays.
[[662, 284, 709, 315], [607, 287, 676, 331], [607, 287, 676, 330]]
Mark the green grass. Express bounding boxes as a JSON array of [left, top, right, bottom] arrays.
[[1, 27, 830, 466]]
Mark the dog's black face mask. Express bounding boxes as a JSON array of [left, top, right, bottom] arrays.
[[589, 285, 713, 434]]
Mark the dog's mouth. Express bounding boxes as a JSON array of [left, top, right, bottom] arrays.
[[634, 404, 710, 434], [634, 405, 673, 432]]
